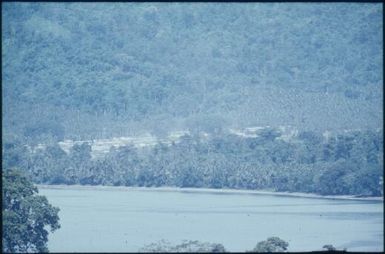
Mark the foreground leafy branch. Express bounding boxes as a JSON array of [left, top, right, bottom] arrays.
[[2, 169, 60, 253]]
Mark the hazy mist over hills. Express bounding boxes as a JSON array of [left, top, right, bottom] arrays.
[[2, 2, 383, 142], [2, 5, 384, 253], [1, 1, 384, 200]]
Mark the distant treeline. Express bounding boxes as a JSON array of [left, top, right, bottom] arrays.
[[4, 128, 383, 196]]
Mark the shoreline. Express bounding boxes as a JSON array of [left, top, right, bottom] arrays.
[[36, 184, 384, 202]]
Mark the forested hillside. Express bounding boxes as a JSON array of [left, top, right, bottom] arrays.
[[2, 3, 383, 196], [2, 3, 382, 142]]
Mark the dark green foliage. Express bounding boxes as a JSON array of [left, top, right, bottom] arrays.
[[2, 169, 60, 253], [139, 239, 226, 252], [3, 128, 383, 197], [250, 237, 289, 252], [2, 139, 30, 170], [173, 240, 226, 253], [69, 143, 92, 179], [139, 238, 352, 252], [323, 244, 337, 251], [23, 121, 65, 145], [317, 160, 356, 195]]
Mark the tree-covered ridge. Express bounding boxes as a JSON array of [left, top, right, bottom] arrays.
[[2, 3, 383, 142], [4, 128, 383, 197]]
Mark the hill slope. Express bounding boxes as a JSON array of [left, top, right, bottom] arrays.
[[2, 2, 383, 142]]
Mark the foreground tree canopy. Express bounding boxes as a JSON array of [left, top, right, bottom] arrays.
[[251, 237, 289, 252], [139, 238, 350, 252], [140, 239, 226, 253], [2, 169, 60, 253], [139, 237, 290, 252]]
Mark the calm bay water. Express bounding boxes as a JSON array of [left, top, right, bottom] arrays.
[[38, 186, 383, 252]]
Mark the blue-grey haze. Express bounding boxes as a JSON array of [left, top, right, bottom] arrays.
[[2, 2, 383, 197], [2, 3, 383, 140], [2, 3, 383, 252]]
